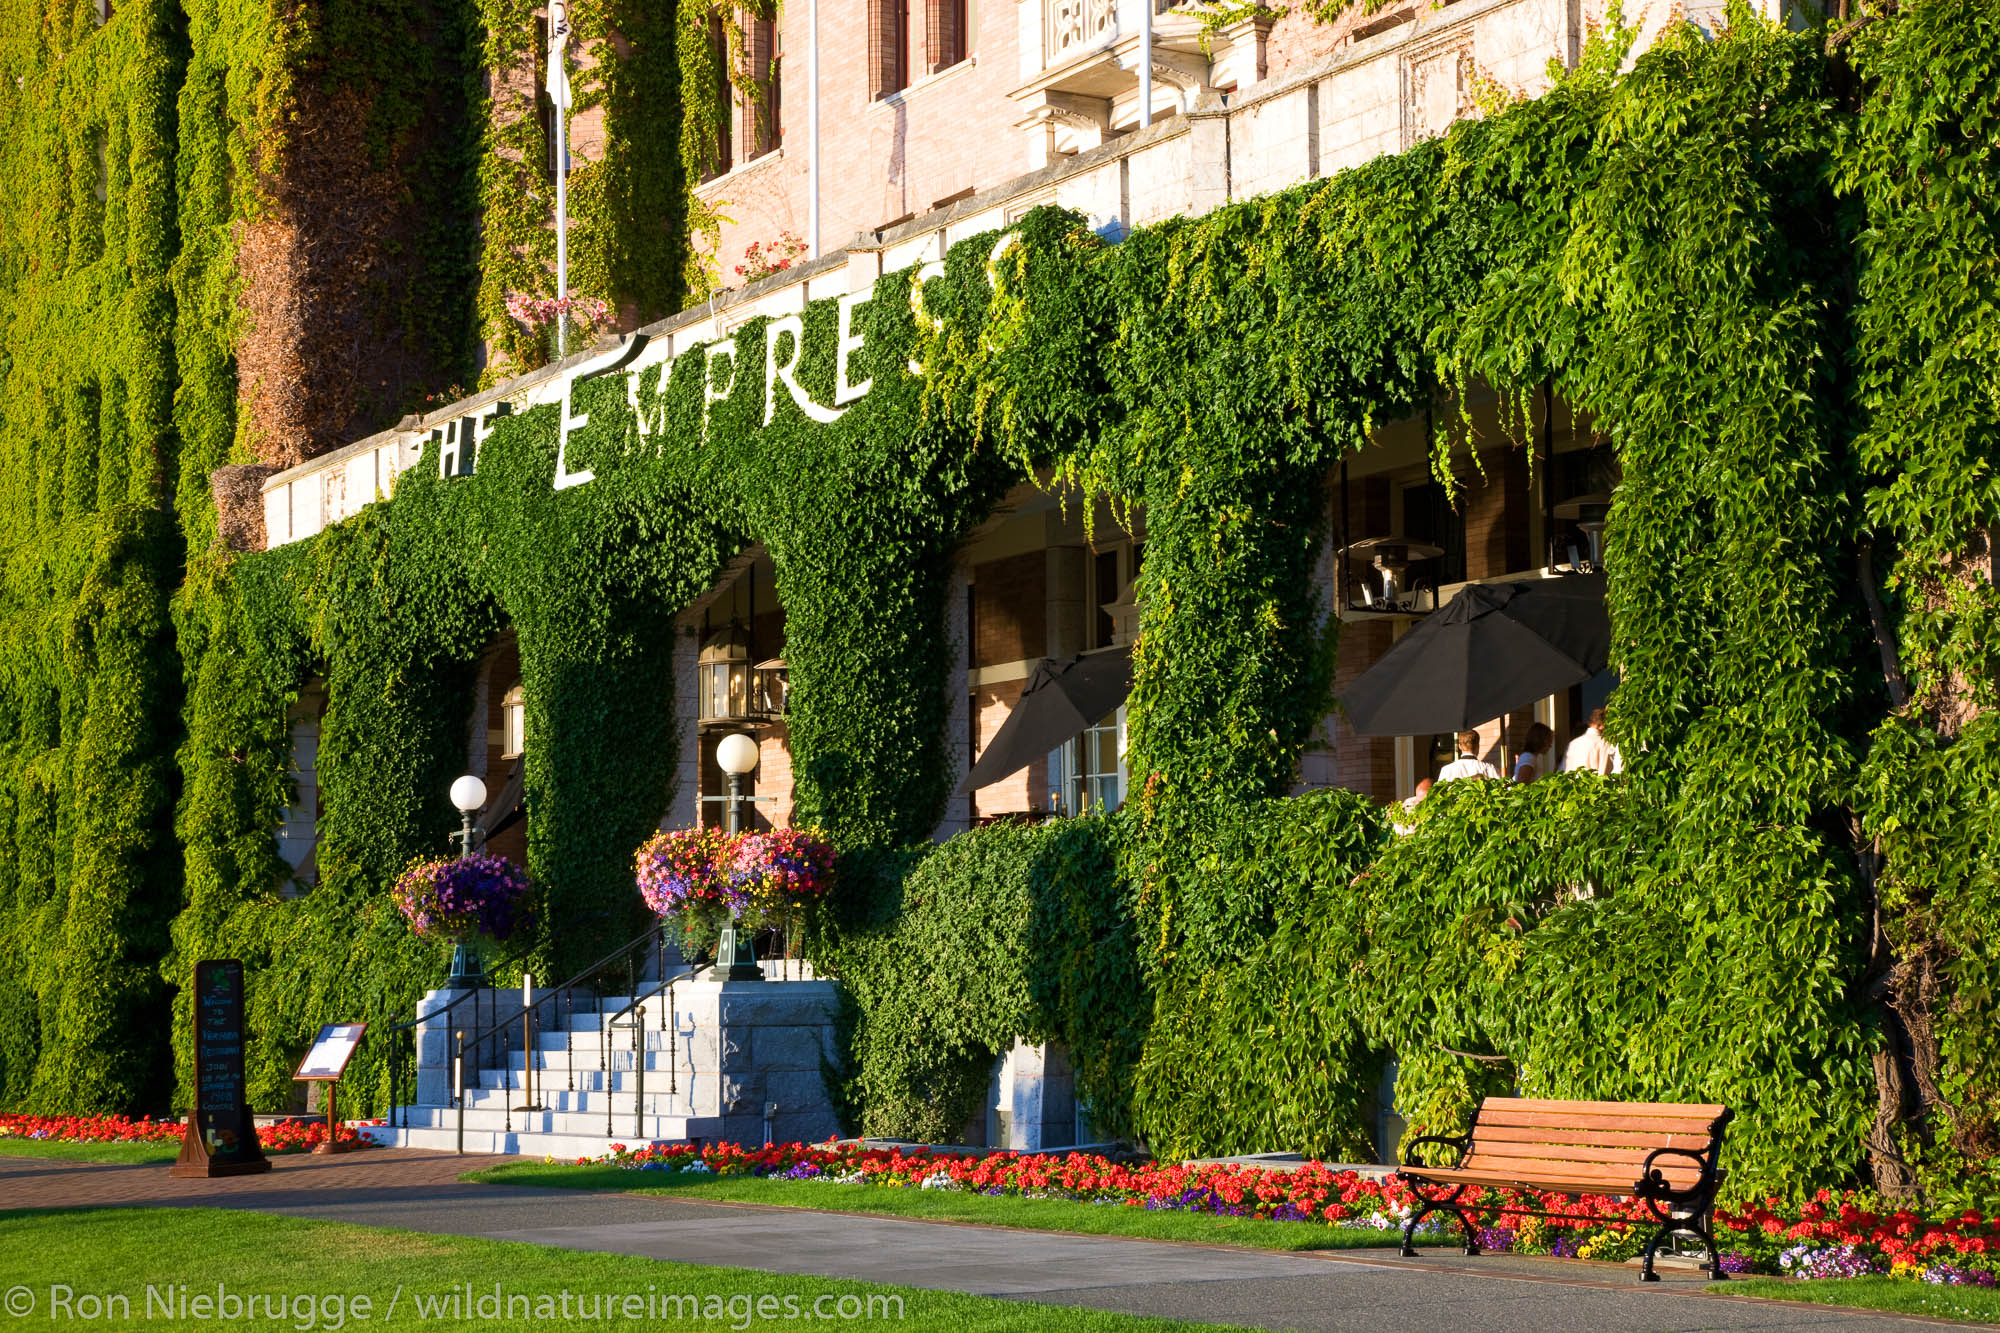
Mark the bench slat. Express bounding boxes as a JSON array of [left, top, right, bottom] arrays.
[[1480, 1096, 1712, 1128], [1473, 1123, 1717, 1152], [1401, 1166, 1654, 1196], [1461, 1156, 1705, 1189], [1483, 1098, 1727, 1118], [1467, 1141, 1708, 1169]]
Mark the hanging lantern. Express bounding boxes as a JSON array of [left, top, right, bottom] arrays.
[[754, 656, 789, 718], [500, 684, 526, 757], [698, 621, 755, 724]]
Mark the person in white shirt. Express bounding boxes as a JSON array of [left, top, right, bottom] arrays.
[[1563, 707, 1623, 775], [1437, 730, 1501, 783], [1511, 722, 1554, 783]]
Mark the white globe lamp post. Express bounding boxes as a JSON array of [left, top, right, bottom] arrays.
[[713, 733, 764, 982], [446, 774, 489, 985], [449, 774, 487, 856]]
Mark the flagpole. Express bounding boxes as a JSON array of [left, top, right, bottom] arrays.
[[808, 0, 820, 259], [550, 2, 571, 358]]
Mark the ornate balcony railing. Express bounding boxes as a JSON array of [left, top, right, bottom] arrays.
[[1047, 0, 1117, 62]]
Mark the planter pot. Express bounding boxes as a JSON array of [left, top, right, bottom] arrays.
[[715, 916, 765, 983], [446, 937, 486, 987]]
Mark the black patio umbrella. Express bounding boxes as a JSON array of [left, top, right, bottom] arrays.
[[1339, 574, 1608, 737], [957, 648, 1134, 793]]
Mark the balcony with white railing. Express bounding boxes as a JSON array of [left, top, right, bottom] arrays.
[[1011, 0, 1272, 166]]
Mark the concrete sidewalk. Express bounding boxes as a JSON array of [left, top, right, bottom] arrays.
[[1, 1152, 1960, 1332]]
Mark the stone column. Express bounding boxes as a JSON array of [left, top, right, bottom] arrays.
[[668, 615, 702, 830], [935, 561, 972, 840]]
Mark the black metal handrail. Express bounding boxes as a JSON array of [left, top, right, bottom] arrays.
[[444, 922, 706, 1148], [377, 939, 535, 1130]]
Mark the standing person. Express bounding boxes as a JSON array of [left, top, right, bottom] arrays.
[[1563, 707, 1622, 775], [1437, 730, 1501, 782], [1512, 722, 1554, 783]]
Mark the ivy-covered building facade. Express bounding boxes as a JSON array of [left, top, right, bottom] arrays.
[[3, 0, 1998, 1205]]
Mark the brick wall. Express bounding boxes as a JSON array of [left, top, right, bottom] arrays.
[[696, 0, 1031, 281], [970, 677, 1046, 818], [757, 722, 796, 829], [973, 550, 1045, 666], [1461, 445, 1530, 581], [1314, 474, 1397, 804], [1328, 618, 1398, 802]]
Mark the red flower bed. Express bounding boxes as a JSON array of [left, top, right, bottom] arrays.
[[566, 1140, 2000, 1282], [0, 1112, 375, 1154]]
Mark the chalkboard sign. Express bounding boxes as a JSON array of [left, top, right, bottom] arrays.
[[196, 960, 247, 1111], [171, 959, 270, 1177]]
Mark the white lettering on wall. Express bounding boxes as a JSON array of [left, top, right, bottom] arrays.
[[906, 260, 947, 375], [555, 334, 650, 491], [835, 292, 872, 405], [529, 230, 1023, 489], [763, 315, 846, 425], [703, 340, 738, 442]]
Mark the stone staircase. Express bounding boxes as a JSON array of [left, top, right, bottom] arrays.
[[370, 973, 841, 1158]]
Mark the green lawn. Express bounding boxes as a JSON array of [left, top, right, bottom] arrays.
[[0, 1139, 180, 1165], [0, 1207, 1208, 1332], [1718, 1277, 2000, 1325], [467, 1161, 1405, 1252]]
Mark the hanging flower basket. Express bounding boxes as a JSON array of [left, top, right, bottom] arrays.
[[635, 827, 738, 918], [725, 828, 836, 914], [394, 853, 534, 983]]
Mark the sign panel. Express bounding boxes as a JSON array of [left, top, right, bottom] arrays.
[[195, 959, 248, 1113], [171, 959, 270, 1176], [294, 1023, 366, 1082]]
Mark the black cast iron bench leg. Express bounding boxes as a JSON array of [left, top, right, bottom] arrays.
[[1400, 1190, 1479, 1258]]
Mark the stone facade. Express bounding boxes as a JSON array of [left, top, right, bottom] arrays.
[[664, 980, 843, 1146]]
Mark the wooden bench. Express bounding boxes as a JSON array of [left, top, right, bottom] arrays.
[[1395, 1097, 1733, 1281]]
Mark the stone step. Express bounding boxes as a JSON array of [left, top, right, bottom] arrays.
[[394, 1104, 720, 1141], [498, 1041, 700, 1070], [371, 1124, 701, 1159], [477, 1065, 703, 1093], [460, 1086, 702, 1116]]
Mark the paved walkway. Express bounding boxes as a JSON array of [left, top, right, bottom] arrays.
[[0, 1151, 1965, 1332]]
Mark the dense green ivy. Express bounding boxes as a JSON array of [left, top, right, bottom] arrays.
[[3, 0, 1996, 1210], [479, 0, 716, 379], [0, 0, 185, 1111], [1843, 0, 2000, 1203], [821, 817, 1126, 1143]]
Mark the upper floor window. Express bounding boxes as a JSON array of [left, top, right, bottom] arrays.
[[869, 0, 909, 98], [926, 0, 970, 73], [745, 15, 780, 161], [708, 15, 735, 177]]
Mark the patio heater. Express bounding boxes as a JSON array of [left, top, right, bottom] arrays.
[[1553, 493, 1612, 573], [1338, 536, 1444, 614], [714, 732, 765, 982]]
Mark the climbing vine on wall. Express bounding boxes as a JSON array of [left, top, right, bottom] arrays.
[[3, 0, 1995, 1212], [0, 0, 186, 1113]]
